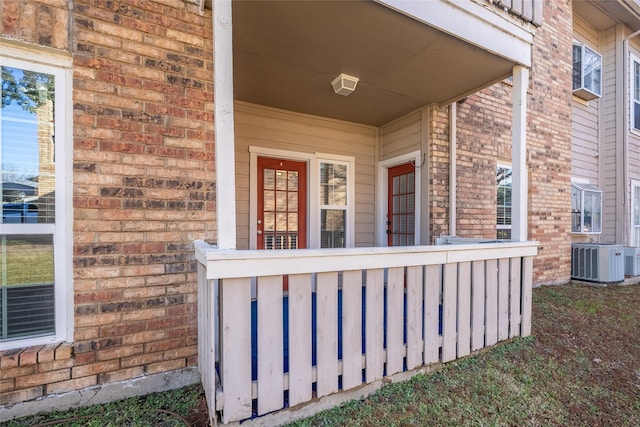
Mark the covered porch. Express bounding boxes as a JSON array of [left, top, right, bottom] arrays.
[[199, 0, 540, 424]]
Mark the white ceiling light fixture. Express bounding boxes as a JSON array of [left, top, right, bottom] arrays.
[[331, 73, 359, 96]]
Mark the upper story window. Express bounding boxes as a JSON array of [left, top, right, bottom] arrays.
[[1, 47, 71, 349], [573, 43, 602, 101], [496, 165, 512, 240], [632, 57, 640, 131], [571, 182, 602, 234]]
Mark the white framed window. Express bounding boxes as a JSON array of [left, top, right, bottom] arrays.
[[631, 56, 640, 131], [632, 180, 640, 246], [496, 164, 512, 240], [572, 42, 602, 100], [1, 44, 72, 349], [319, 160, 348, 248], [571, 182, 602, 234]]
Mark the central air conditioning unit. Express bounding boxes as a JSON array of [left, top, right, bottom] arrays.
[[571, 243, 624, 283], [624, 247, 640, 276]]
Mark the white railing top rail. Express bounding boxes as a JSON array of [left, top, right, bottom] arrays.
[[194, 240, 538, 279]]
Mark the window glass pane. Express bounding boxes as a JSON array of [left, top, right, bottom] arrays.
[[321, 209, 345, 248], [263, 168, 275, 190], [2, 66, 56, 224], [572, 44, 582, 91], [263, 190, 274, 211], [571, 186, 581, 232], [276, 213, 286, 232], [288, 192, 298, 211], [590, 191, 602, 233], [276, 191, 286, 211], [496, 167, 512, 238], [264, 212, 274, 232], [1, 235, 55, 340], [276, 169, 287, 190], [287, 171, 298, 191], [635, 62, 640, 102], [320, 163, 347, 206], [583, 46, 601, 96]]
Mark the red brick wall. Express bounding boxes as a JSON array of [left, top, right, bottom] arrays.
[[71, 0, 214, 395], [0, 0, 69, 50], [526, 0, 573, 285], [1, 0, 215, 406]]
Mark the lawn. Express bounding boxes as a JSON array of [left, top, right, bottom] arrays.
[[6, 283, 640, 426]]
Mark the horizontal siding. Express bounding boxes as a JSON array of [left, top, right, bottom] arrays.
[[571, 14, 601, 185], [381, 111, 421, 160], [600, 27, 618, 242], [234, 102, 376, 249]]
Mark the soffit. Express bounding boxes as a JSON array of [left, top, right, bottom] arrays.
[[573, 0, 640, 31], [232, 1, 515, 126]]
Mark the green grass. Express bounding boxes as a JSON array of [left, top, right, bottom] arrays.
[[5, 385, 207, 427]]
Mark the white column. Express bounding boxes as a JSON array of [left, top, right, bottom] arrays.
[[213, 0, 237, 249], [512, 65, 529, 242]]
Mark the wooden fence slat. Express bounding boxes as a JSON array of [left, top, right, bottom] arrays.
[[442, 263, 458, 362], [342, 270, 363, 390], [457, 261, 471, 358], [471, 261, 486, 351], [498, 258, 510, 341], [405, 265, 423, 370], [365, 268, 384, 382], [220, 277, 253, 422], [197, 264, 215, 417], [521, 256, 534, 336], [257, 275, 284, 415], [509, 258, 522, 338], [316, 272, 339, 398], [288, 273, 313, 407], [386, 267, 404, 375], [485, 259, 498, 346], [424, 264, 440, 364]]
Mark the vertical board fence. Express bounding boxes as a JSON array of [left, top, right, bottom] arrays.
[[195, 241, 537, 424]]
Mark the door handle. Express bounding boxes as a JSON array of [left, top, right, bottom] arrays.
[[257, 230, 263, 235]]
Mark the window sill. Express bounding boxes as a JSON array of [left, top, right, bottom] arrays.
[[0, 342, 73, 369]]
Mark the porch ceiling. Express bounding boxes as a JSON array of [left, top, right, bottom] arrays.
[[232, 0, 516, 127]]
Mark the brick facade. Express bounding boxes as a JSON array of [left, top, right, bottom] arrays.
[[1, 0, 214, 408], [1, 0, 572, 414], [428, 0, 573, 285]]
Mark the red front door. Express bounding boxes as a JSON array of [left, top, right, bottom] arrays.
[[257, 157, 307, 250], [387, 163, 416, 246]]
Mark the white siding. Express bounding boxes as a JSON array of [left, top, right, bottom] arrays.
[[628, 39, 640, 242], [380, 111, 421, 161], [234, 102, 377, 249], [571, 14, 601, 185], [599, 26, 619, 242]]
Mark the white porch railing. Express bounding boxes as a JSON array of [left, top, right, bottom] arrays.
[[195, 241, 537, 425]]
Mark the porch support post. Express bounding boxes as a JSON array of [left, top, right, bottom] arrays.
[[213, 0, 237, 249], [511, 65, 529, 242]]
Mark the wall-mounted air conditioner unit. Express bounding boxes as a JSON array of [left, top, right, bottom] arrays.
[[571, 243, 624, 283], [624, 247, 640, 276]]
